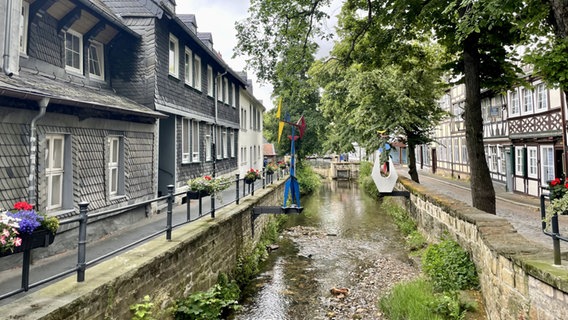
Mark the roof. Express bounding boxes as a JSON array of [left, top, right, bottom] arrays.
[[263, 143, 277, 156], [77, 0, 142, 38], [100, 0, 247, 86], [0, 71, 165, 119]]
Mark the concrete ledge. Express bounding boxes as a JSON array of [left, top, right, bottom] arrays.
[[0, 180, 287, 319], [397, 176, 568, 320]]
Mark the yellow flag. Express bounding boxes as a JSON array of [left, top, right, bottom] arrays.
[[276, 97, 284, 143]]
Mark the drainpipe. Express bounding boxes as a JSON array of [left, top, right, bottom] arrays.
[[28, 98, 49, 205], [3, 0, 14, 77]]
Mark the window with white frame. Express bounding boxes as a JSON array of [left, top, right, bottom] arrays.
[[222, 130, 228, 158], [515, 147, 524, 176], [46, 135, 65, 210], [88, 41, 104, 80], [536, 83, 548, 110], [65, 30, 83, 73], [230, 131, 235, 157], [231, 84, 236, 107], [194, 55, 202, 91], [217, 74, 223, 101], [498, 146, 505, 174], [490, 146, 498, 172], [168, 34, 179, 77], [224, 78, 229, 104], [207, 65, 214, 96], [510, 90, 520, 115], [20, 1, 29, 54], [541, 145, 554, 185], [184, 48, 193, 86], [205, 124, 212, 161], [523, 87, 533, 113], [191, 120, 199, 162], [460, 138, 468, 164], [216, 127, 222, 158], [182, 118, 191, 163], [528, 146, 537, 178], [108, 137, 124, 197]]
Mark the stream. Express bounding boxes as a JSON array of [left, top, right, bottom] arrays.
[[233, 181, 420, 320]]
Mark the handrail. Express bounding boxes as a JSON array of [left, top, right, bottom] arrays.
[[0, 169, 288, 301], [540, 193, 567, 265]]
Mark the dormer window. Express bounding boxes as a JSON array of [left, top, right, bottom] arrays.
[[88, 41, 104, 80], [65, 30, 83, 73]]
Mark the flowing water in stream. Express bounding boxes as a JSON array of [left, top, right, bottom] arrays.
[[233, 181, 420, 320]]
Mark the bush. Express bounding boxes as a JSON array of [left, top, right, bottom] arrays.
[[422, 239, 479, 292], [130, 295, 155, 320], [173, 273, 240, 320], [379, 278, 443, 320], [296, 163, 321, 195]]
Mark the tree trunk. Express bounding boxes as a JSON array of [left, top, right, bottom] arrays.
[[406, 131, 420, 183], [463, 33, 496, 214]]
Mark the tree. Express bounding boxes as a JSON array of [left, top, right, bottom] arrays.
[[235, 0, 331, 159]]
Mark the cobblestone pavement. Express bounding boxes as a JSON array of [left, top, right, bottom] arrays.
[[397, 167, 568, 252]]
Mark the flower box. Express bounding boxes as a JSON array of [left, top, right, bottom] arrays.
[[245, 178, 255, 184], [0, 228, 55, 257], [188, 190, 210, 199]]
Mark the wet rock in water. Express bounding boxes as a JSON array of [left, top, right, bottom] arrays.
[[266, 244, 279, 251]]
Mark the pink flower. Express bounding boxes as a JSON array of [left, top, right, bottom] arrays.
[[13, 237, 22, 247], [2, 228, 9, 237]]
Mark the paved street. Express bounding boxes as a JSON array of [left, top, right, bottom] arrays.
[[398, 167, 568, 251]]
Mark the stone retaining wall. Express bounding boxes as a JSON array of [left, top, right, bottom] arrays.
[[397, 177, 568, 320], [0, 180, 286, 319]]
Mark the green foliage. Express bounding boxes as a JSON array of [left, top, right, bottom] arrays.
[[357, 161, 379, 199], [173, 274, 240, 320], [406, 230, 427, 252], [422, 239, 479, 292], [380, 199, 417, 237], [130, 295, 155, 320], [379, 278, 443, 320], [428, 291, 477, 320], [295, 163, 321, 195]]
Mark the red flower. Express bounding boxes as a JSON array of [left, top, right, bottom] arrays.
[[204, 175, 212, 181], [14, 201, 33, 211]]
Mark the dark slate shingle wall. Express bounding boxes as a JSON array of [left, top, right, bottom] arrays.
[[0, 123, 29, 210]]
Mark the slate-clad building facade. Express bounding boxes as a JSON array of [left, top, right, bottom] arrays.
[[0, 0, 162, 227], [102, 0, 246, 197]]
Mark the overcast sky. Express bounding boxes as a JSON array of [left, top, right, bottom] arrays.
[[176, 0, 343, 111]]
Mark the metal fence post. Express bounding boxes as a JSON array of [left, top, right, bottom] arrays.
[[186, 191, 191, 221], [235, 174, 240, 204], [211, 194, 216, 219], [262, 168, 266, 189], [552, 214, 562, 265], [77, 201, 89, 282], [166, 185, 173, 240]]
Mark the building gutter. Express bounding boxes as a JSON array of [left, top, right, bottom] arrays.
[[28, 98, 49, 205], [3, 0, 14, 77]]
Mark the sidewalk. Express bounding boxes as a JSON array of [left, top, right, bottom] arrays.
[[397, 166, 568, 252]]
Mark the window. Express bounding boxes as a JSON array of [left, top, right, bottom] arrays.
[[65, 30, 83, 73], [168, 34, 179, 77], [230, 131, 235, 157], [460, 138, 468, 164], [224, 78, 229, 103], [217, 74, 223, 102], [222, 130, 228, 158], [192, 120, 199, 162], [46, 135, 65, 210], [108, 137, 124, 196], [182, 118, 190, 163], [194, 55, 202, 91], [20, 1, 29, 54], [88, 41, 104, 80], [231, 84, 236, 107], [216, 127, 222, 158], [528, 146, 537, 178], [541, 146, 554, 185], [515, 147, 524, 176], [184, 48, 193, 86], [490, 146, 498, 172], [207, 65, 214, 96], [523, 88, 533, 113], [510, 90, 520, 115], [536, 84, 548, 110], [498, 146, 505, 174], [205, 125, 212, 161]]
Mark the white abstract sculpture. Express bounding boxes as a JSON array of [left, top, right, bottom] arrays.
[[371, 156, 398, 193]]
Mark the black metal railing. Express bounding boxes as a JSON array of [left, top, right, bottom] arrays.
[[540, 193, 568, 265], [0, 168, 289, 301]]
